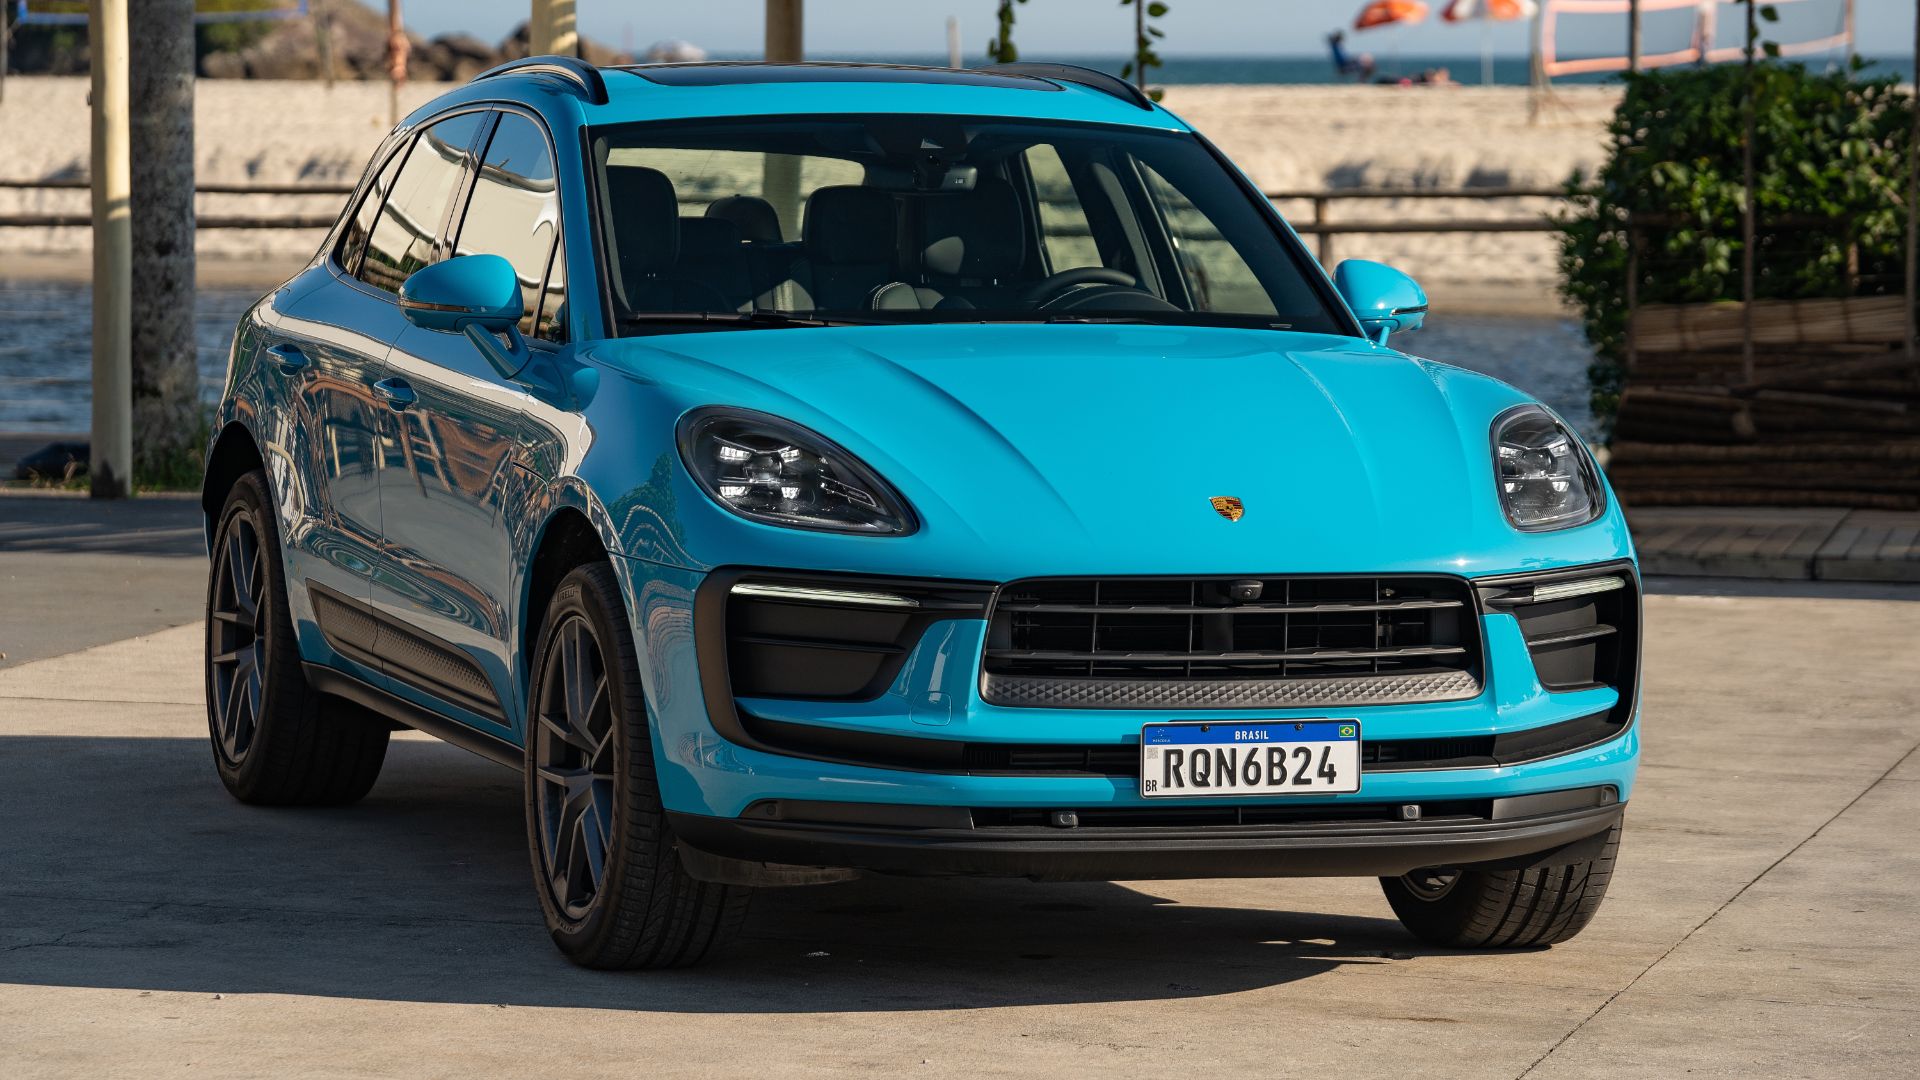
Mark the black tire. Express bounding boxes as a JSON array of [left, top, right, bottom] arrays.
[[524, 562, 750, 969], [205, 469, 390, 805], [1379, 818, 1622, 948]]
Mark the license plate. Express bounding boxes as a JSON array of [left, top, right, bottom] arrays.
[[1139, 720, 1361, 798]]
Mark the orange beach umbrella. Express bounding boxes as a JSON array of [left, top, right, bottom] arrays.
[[1354, 0, 1430, 31], [1440, 0, 1537, 22]]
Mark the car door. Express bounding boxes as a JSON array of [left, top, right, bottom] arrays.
[[274, 110, 489, 690], [370, 107, 574, 741], [263, 133, 413, 689]]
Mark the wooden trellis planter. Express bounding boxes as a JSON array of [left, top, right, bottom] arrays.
[[1608, 296, 1920, 510]]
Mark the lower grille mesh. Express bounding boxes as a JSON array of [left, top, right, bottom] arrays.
[[982, 575, 1482, 709]]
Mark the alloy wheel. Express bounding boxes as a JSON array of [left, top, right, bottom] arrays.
[[1400, 866, 1462, 901], [533, 615, 617, 920], [209, 510, 267, 764]]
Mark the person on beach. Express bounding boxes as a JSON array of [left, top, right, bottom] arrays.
[[1327, 31, 1377, 82]]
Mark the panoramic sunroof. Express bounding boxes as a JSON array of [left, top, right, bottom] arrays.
[[621, 62, 1060, 91]]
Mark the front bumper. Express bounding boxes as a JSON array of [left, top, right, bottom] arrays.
[[669, 786, 1624, 880], [611, 557, 1642, 876]]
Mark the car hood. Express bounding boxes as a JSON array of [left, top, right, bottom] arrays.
[[583, 324, 1627, 578]]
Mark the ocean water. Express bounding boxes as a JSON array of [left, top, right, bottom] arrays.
[[745, 52, 1904, 87], [0, 279, 1596, 441]]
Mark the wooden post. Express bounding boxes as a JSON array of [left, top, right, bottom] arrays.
[[1133, 0, 1146, 91], [1527, 5, 1545, 124], [1628, 0, 1642, 73], [316, 0, 337, 89], [763, 0, 804, 237], [766, 0, 803, 63], [1907, 0, 1917, 369], [947, 15, 962, 68], [387, 0, 407, 129], [89, 0, 133, 499], [129, 0, 198, 485], [1625, 224, 1639, 373], [1741, 0, 1757, 383], [1314, 197, 1332, 267]]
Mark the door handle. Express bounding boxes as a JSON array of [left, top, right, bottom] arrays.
[[266, 343, 310, 376], [372, 377, 417, 411]]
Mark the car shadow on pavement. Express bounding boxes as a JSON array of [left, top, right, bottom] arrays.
[[1, 735, 1491, 1012]]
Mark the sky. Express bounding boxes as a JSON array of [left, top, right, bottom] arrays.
[[390, 0, 1912, 60]]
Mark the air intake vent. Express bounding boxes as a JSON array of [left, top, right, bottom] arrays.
[[709, 571, 993, 702], [1477, 565, 1641, 716], [980, 575, 1482, 710]]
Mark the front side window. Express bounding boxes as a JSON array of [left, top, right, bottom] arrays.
[[358, 112, 486, 294], [586, 115, 1346, 335], [453, 111, 563, 339], [1024, 144, 1101, 273]]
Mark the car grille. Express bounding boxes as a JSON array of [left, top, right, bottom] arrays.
[[980, 574, 1483, 709]]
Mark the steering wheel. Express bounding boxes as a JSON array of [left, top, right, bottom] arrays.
[[1018, 267, 1138, 308]]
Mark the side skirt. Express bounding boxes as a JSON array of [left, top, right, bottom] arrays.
[[304, 662, 523, 771]]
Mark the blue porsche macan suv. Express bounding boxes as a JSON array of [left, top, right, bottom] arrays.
[[201, 58, 1639, 968]]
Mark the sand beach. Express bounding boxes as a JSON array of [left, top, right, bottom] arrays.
[[0, 76, 1618, 301]]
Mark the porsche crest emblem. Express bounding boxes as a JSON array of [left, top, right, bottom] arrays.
[[1209, 496, 1245, 522]]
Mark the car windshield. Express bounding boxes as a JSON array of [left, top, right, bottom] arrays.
[[587, 115, 1352, 335]]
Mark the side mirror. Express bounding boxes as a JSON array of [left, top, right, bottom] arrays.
[[1333, 259, 1428, 345], [399, 254, 530, 377]]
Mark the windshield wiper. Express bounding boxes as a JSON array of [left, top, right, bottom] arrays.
[[1039, 314, 1161, 325], [619, 310, 878, 330]]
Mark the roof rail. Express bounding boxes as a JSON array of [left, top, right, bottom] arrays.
[[472, 55, 609, 106], [983, 63, 1154, 111]]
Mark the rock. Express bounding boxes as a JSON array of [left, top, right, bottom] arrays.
[[14, 442, 89, 482], [200, 52, 248, 81], [434, 33, 496, 64]]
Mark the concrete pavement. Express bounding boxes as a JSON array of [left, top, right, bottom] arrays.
[[0, 491, 205, 667], [1, 578, 1916, 1077]]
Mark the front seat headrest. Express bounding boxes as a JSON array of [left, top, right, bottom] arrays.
[[604, 165, 679, 277], [706, 194, 784, 244], [920, 178, 1024, 280], [803, 186, 897, 266]]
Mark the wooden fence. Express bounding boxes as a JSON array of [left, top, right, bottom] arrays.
[[0, 179, 1570, 258]]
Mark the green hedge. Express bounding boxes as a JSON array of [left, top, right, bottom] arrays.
[[1556, 61, 1913, 435]]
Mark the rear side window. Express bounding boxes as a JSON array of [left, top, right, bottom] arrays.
[[454, 112, 562, 340], [339, 144, 406, 276], [358, 112, 486, 294]]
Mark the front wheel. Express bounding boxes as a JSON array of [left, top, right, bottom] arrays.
[[523, 562, 750, 969], [1379, 818, 1622, 948], [205, 468, 390, 804]]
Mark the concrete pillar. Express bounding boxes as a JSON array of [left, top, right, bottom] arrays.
[[89, 0, 132, 499], [531, 0, 578, 57], [763, 0, 804, 238]]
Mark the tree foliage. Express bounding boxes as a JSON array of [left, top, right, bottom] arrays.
[[1556, 60, 1913, 432], [1119, 0, 1169, 102], [986, 0, 1027, 64]]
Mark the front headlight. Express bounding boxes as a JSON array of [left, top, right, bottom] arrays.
[[677, 408, 915, 535], [1492, 405, 1602, 532]]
